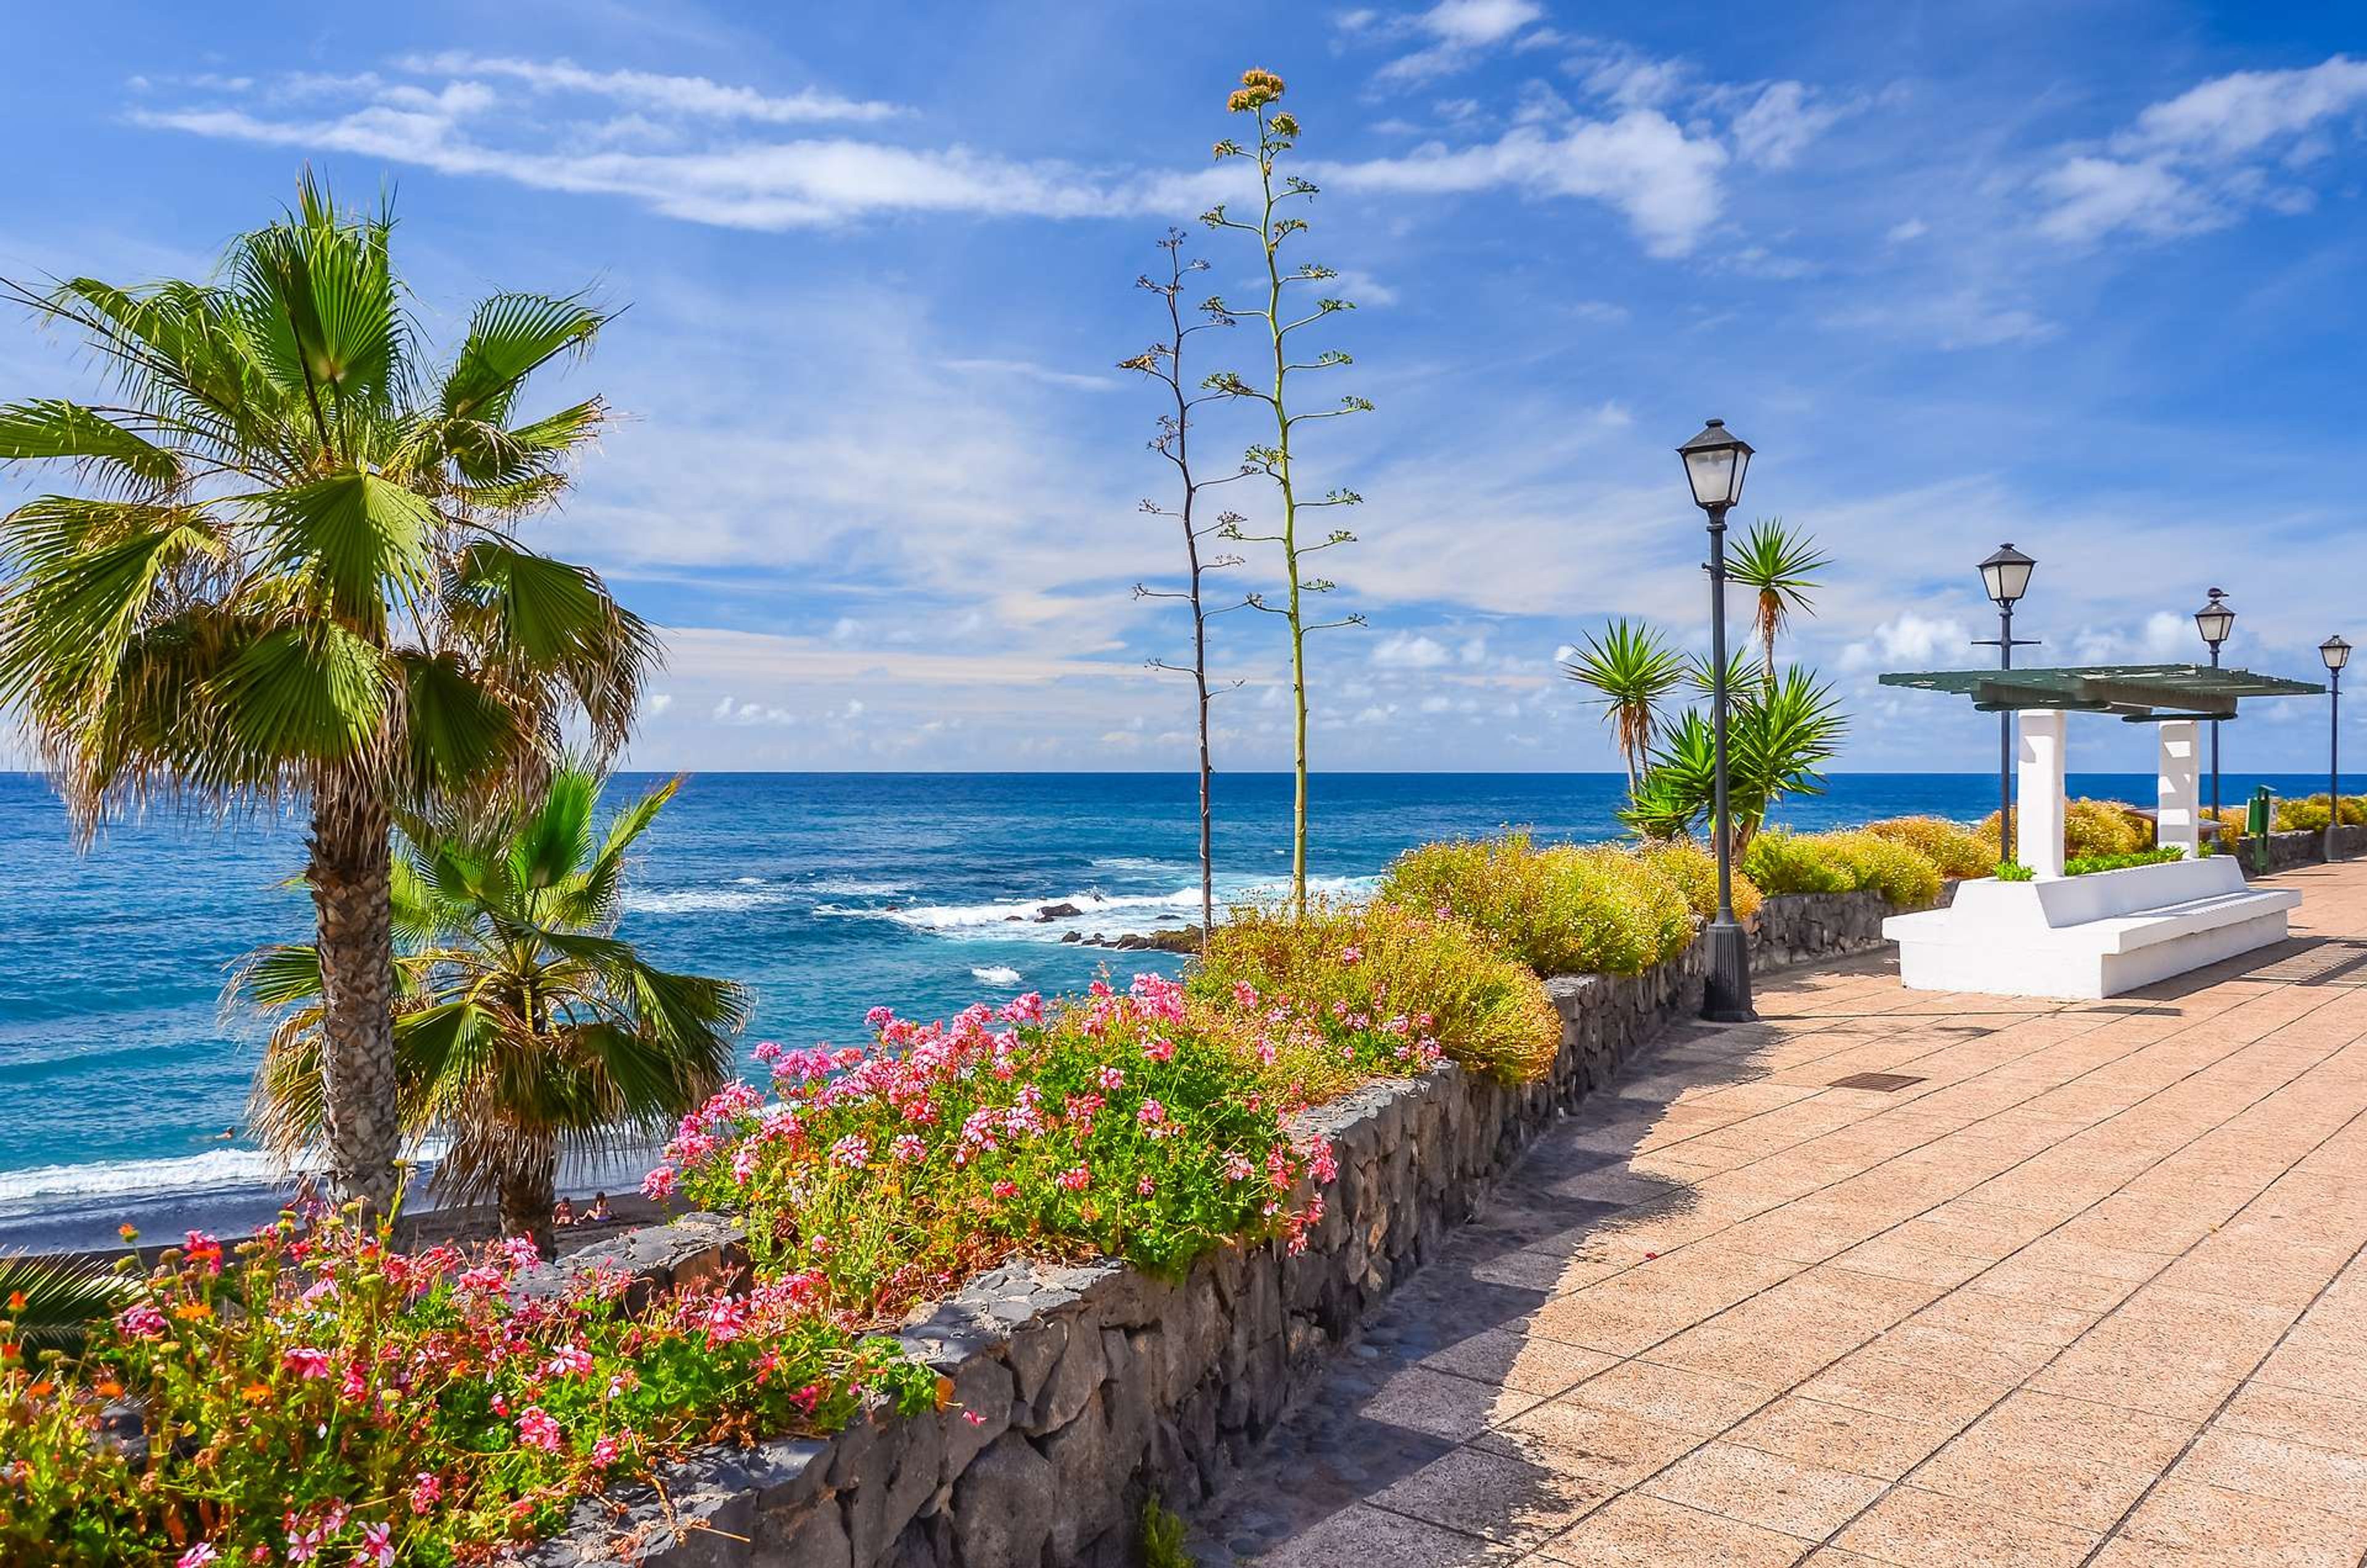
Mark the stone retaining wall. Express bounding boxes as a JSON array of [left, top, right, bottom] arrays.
[[533, 895, 1896, 1568], [2230, 825, 2367, 873], [1748, 886, 1918, 972]]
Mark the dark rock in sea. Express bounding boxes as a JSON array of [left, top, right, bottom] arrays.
[[1059, 932, 1081, 944], [1004, 915, 1024, 922], [1033, 902, 1084, 921], [1079, 926, 1201, 953]]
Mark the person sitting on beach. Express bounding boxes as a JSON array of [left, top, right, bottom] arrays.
[[586, 1192, 614, 1224], [552, 1196, 577, 1228]]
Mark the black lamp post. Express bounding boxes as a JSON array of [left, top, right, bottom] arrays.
[[2323, 634, 2351, 862], [2194, 589, 2234, 825], [1677, 417, 1755, 1023], [1973, 544, 2038, 867]]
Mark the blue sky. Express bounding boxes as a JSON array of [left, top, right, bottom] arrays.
[[3, 1, 2365, 774]]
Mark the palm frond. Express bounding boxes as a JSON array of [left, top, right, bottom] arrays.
[[0, 1254, 137, 1350], [0, 400, 181, 489]]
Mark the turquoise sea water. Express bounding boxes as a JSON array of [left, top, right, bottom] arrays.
[[0, 769, 2344, 1250]]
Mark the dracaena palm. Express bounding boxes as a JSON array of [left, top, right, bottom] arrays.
[[1727, 518, 1829, 684], [1621, 666, 1847, 854], [1561, 619, 1685, 797], [0, 174, 657, 1212], [239, 768, 746, 1257]]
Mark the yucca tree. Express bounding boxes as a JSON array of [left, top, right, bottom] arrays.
[[1562, 619, 1685, 797], [0, 175, 656, 1213], [1728, 518, 1829, 684], [240, 769, 746, 1256], [1622, 666, 1847, 853]]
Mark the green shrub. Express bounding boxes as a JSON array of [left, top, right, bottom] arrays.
[[1378, 832, 1695, 979], [1196, 898, 1564, 1083], [1635, 836, 1764, 923], [2066, 846, 2185, 876], [1741, 830, 1852, 896], [1996, 861, 2035, 881], [1862, 816, 1995, 879], [1817, 831, 1944, 909]]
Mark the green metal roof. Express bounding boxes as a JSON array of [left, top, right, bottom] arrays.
[[1876, 663, 2325, 722]]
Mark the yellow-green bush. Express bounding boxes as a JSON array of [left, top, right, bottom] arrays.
[[2273, 793, 2367, 831], [1635, 836, 1764, 923], [1977, 798, 2152, 859], [1378, 831, 1694, 979], [1862, 815, 1995, 879], [1744, 829, 1943, 908], [1741, 830, 1850, 896], [1817, 830, 1944, 909], [1194, 898, 1563, 1083]]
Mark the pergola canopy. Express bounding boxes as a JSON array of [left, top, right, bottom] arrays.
[[1878, 663, 2323, 723]]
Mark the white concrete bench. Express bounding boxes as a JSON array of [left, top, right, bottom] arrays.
[[1884, 857, 2297, 999]]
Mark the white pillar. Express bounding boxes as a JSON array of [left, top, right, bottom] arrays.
[[2157, 719, 2201, 859], [2019, 709, 2069, 878]]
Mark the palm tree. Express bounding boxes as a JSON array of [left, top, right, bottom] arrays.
[[0, 175, 655, 1213], [1727, 518, 1829, 684], [0, 1254, 136, 1352], [1562, 620, 1685, 796], [240, 769, 746, 1256]]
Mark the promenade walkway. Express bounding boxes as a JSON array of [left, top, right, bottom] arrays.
[[1196, 860, 2367, 1566]]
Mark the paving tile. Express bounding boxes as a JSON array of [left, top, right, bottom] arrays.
[[1355, 1365, 1541, 1441], [1531, 1492, 1810, 1567], [2173, 1426, 2367, 1521], [1793, 1349, 2014, 1428], [1564, 1357, 1779, 1436], [1246, 1501, 1524, 1568], [2215, 1381, 2367, 1455], [1641, 1439, 1889, 1539], [1833, 1484, 2101, 1567], [1912, 1390, 2193, 1530], [1473, 1399, 1701, 1488], [1410, 1318, 1615, 1394], [2117, 1477, 2367, 1565], [1722, 1394, 1955, 1480], [1364, 1445, 1616, 1548]]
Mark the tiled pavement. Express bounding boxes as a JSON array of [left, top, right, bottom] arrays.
[[1195, 861, 2367, 1567]]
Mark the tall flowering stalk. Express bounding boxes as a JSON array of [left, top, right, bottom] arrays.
[[1124, 230, 1249, 948], [1203, 68, 1370, 918]]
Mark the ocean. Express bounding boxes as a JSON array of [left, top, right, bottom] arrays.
[[0, 769, 2332, 1251]]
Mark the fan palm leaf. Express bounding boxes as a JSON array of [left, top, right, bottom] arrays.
[[0, 1254, 137, 1352]]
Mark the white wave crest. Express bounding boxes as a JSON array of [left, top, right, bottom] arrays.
[[970, 965, 1023, 986], [0, 1148, 289, 1209], [623, 886, 788, 915], [804, 878, 909, 896], [824, 875, 1376, 942]]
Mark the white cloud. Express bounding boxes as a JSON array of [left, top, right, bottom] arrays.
[[1838, 611, 1970, 672], [647, 693, 674, 715], [1319, 113, 1728, 256], [943, 358, 1123, 391], [1885, 217, 1929, 243], [1370, 0, 1548, 86], [1372, 632, 1452, 668], [392, 52, 903, 123], [2035, 54, 2367, 245], [1730, 81, 1850, 169]]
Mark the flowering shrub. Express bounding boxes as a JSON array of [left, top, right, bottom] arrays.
[[1742, 830, 1854, 896], [0, 1211, 930, 1567], [1634, 836, 1764, 924], [658, 976, 1354, 1318], [1377, 833, 1693, 979], [1978, 798, 2154, 859], [2065, 846, 2185, 875], [1195, 899, 1561, 1082], [1743, 830, 1943, 909], [2273, 792, 2367, 831], [1861, 815, 1995, 879]]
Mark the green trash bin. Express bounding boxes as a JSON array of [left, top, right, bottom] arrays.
[[2247, 786, 2273, 874]]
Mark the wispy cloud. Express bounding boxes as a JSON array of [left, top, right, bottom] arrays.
[[391, 52, 903, 123], [943, 358, 1124, 391], [1349, 0, 1552, 88], [2035, 54, 2367, 244]]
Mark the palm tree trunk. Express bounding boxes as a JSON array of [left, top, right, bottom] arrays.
[[307, 767, 399, 1217], [501, 1150, 560, 1260]]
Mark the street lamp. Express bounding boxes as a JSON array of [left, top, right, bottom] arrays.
[[2323, 634, 2351, 862], [1973, 544, 2039, 867], [1677, 417, 1754, 1023], [2194, 589, 2234, 826]]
